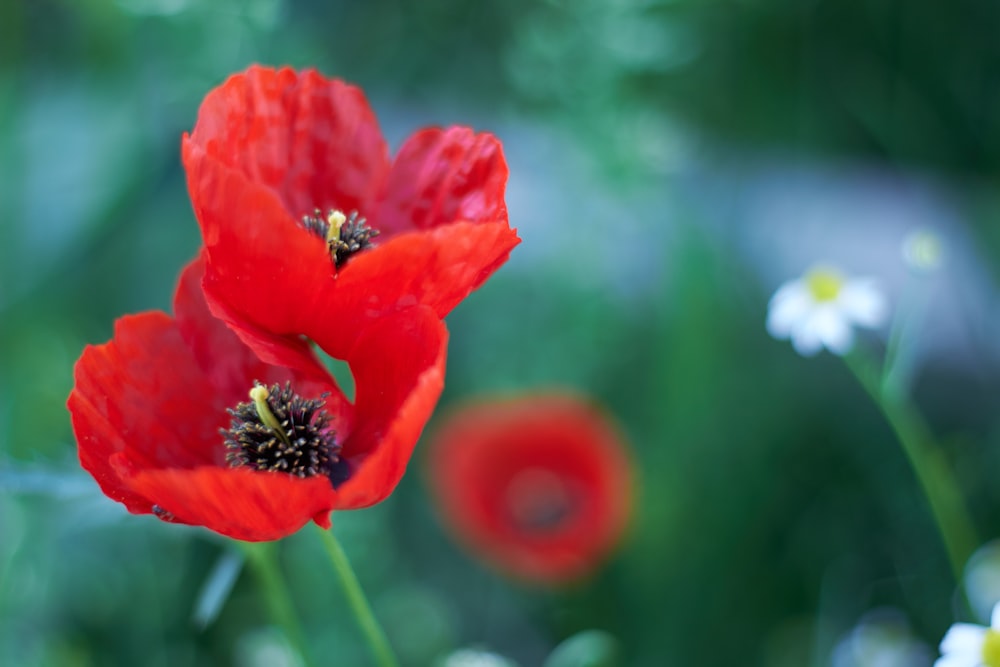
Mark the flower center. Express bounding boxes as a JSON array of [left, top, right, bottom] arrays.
[[504, 468, 575, 534], [983, 629, 1000, 667], [301, 209, 379, 269], [222, 382, 341, 479], [804, 267, 844, 302]]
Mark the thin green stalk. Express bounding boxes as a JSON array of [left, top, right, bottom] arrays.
[[240, 541, 316, 667], [881, 275, 932, 401], [844, 352, 977, 579], [314, 524, 400, 667]]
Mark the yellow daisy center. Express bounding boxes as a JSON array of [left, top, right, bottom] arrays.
[[983, 629, 1000, 667], [804, 268, 844, 302]]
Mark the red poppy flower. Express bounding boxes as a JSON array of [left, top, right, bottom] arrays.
[[181, 65, 519, 368], [67, 254, 446, 541], [427, 393, 634, 584]]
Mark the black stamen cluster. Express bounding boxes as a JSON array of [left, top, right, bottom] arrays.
[[301, 208, 329, 238], [300, 209, 380, 269], [223, 382, 340, 478], [331, 211, 379, 267]]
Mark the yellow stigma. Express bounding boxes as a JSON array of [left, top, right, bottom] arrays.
[[983, 629, 1000, 667], [804, 267, 844, 302], [249, 384, 291, 446], [325, 210, 347, 245]]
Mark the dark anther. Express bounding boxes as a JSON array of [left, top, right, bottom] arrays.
[[300, 209, 379, 269], [222, 382, 341, 479], [300, 208, 329, 238], [331, 211, 379, 268]]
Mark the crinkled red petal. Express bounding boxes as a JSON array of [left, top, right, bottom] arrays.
[[126, 466, 336, 542], [175, 252, 350, 423], [314, 221, 519, 349], [188, 146, 518, 360], [68, 311, 229, 514], [185, 65, 389, 220], [183, 146, 342, 358], [334, 306, 448, 509], [374, 126, 509, 237]]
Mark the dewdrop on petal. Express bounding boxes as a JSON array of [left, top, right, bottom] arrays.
[[766, 264, 888, 356]]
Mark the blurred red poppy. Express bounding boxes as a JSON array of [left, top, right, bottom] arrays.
[[428, 394, 633, 584], [182, 65, 520, 367], [67, 254, 446, 541]]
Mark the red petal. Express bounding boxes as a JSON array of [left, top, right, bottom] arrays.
[[191, 147, 518, 360], [334, 306, 447, 509], [69, 400, 152, 515], [175, 252, 349, 422], [322, 221, 520, 339], [67, 312, 230, 514], [185, 65, 389, 219], [183, 148, 341, 356], [127, 466, 336, 541], [375, 126, 510, 237]]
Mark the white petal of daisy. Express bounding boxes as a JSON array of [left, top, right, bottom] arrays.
[[840, 279, 888, 329], [813, 305, 855, 355], [935, 655, 982, 667], [991, 602, 1000, 630], [789, 316, 825, 356], [767, 281, 812, 339], [939, 623, 987, 658]]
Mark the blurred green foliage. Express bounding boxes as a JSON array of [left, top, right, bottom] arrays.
[[3, 1, 1000, 666]]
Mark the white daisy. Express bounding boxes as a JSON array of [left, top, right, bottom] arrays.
[[936, 602, 1000, 667], [766, 264, 888, 356]]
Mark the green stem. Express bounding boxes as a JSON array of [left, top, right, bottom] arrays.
[[240, 541, 316, 667], [314, 524, 400, 667], [844, 352, 977, 579], [881, 276, 932, 400]]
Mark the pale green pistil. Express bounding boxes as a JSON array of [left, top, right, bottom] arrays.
[[983, 629, 1000, 667], [805, 268, 844, 302], [250, 384, 292, 447]]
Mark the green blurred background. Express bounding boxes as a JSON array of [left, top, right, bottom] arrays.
[[3, 0, 1000, 665]]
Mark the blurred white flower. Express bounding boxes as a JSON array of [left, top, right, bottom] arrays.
[[936, 602, 1000, 667], [439, 648, 519, 667], [964, 542, 1000, 623], [235, 628, 303, 667], [832, 608, 932, 667], [767, 264, 888, 356]]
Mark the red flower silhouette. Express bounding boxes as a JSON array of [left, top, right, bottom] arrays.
[[67, 255, 446, 541], [428, 393, 633, 584], [182, 65, 519, 368]]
